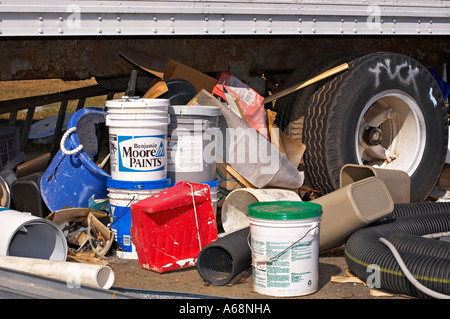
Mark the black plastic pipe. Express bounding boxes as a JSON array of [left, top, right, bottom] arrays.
[[387, 202, 450, 219], [345, 204, 450, 299], [196, 227, 251, 286]]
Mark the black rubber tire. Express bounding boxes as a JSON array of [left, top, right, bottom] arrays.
[[274, 53, 366, 141], [302, 52, 448, 202]]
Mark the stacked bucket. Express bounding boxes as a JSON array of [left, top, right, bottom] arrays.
[[105, 98, 172, 259], [167, 104, 222, 213], [105, 98, 222, 259]]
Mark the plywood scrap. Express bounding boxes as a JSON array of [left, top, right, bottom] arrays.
[[266, 109, 305, 169], [225, 163, 256, 189], [15, 153, 51, 178], [187, 89, 224, 108], [331, 269, 366, 285], [143, 80, 168, 98]]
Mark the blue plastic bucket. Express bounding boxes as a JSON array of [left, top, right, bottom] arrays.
[[203, 179, 220, 216], [41, 108, 111, 212], [107, 178, 171, 259]]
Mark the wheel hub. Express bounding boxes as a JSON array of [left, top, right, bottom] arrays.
[[363, 126, 382, 145], [356, 90, 426, 174]]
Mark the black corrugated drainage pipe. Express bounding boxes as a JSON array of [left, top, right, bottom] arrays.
[[385, 202, 450, 219], [345, 202, 450, 299], [197, 227, 251, 286]]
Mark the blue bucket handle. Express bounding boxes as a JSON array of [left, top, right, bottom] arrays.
[[65, 107, 110, 178]]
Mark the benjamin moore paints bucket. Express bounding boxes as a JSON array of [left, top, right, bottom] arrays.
[[107, 178, 171, 259], [248, 201, 322, 297], [105, 98, 170, 182], [202, 179, 220, 216], [168, 105, 221, 183], [105, 97, 169, 114]]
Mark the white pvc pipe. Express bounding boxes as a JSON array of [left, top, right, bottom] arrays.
[[0, 208, 67, 261], [0, 255, 115, 290]]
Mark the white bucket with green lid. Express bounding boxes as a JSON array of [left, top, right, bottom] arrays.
[[248, 201, 322, 297]]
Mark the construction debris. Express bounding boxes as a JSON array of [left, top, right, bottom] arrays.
[[0, 47, 449, 300]]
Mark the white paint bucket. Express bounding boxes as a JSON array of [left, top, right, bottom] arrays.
[[107, 178, 171, 259], [248, 201, 322, 297], [221, 188, 301, 233], [105, 97, 169, 114], [105, 98, 170, 182], [0, 207, 67, 261], [202, 179, 220, 216], [167, 105, 221, 183]]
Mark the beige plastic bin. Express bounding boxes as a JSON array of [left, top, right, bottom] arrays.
[[340, 164, 410, 203], [312, 176, 394, 252]]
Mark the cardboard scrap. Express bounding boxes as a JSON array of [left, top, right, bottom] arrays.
[[187, 89, 225, 108], [331, 275, 365, 285], [216, 162, 246, 207], [119, 46, 217, 93], [331, 270, 411, 298], [143, 80, 169, 98], [267, 109, 305, 169], [46, 208, 113, 261]]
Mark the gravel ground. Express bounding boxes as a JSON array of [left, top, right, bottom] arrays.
[[110, 248, 409, 300]]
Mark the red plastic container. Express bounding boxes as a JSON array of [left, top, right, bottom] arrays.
[[130, 181, 218, 273]]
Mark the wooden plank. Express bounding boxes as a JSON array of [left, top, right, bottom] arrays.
[[0, 85, 108, 115], [15, 153, 51, 178], [19, 108, 35, 152], [264, 63, 349, 104], [8, 111, 17, 126], [50, 100, 69, 157], [76, 98, 86, 111], [143, 80, 168, 98], [106, 91, 115, 100]]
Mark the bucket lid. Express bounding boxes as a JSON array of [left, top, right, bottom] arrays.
[[105, 113, 169, 120], [247, 201, 322, 220], [169, 105, 222, 117], [203, 179, 220, 188], [170, 179, 220, 188], [29, 113, 73, 139], [107, 178, 171, 190], [106, 98, 170, 108]]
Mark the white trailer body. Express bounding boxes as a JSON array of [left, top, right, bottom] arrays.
[[1, 0, 450, 36], [0, 1, 448, 203]]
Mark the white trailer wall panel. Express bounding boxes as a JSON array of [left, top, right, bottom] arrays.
[[1, 0, 450, 36]]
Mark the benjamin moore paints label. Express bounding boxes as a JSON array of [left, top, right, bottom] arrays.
[[110, 134, 166, 172]]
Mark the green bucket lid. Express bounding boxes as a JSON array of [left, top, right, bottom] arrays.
[[247, 201, 322, 220]]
